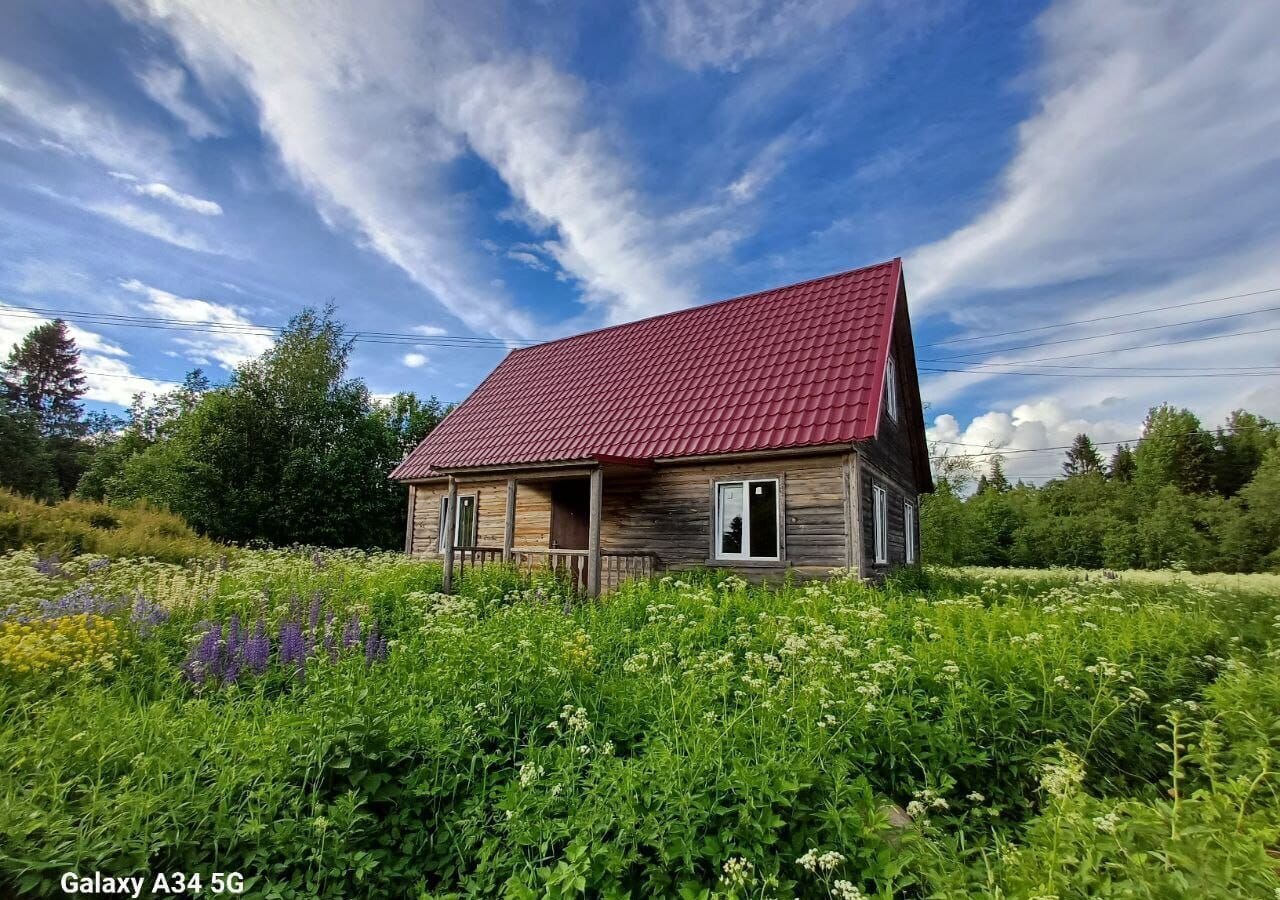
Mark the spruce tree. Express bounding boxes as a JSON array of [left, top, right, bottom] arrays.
[[1062, 433, 1104, 477], [989, 455, 1011, 492], [1, 319, 87, 438], [1109, 444, 1136, 482]]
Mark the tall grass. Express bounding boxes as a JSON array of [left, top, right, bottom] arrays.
[[0, 556, 1276, 898], [0, 491, 223, 563]]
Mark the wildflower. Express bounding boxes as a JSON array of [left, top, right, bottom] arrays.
[[831, 881, 864, 900], [817, 850, 845, 872], [1040, 747, 1085, 799], [1093, 810, 1121, 833], [966, 792, 985, 802], [518, 762, 544, 787], [720, 857, 754, 890]]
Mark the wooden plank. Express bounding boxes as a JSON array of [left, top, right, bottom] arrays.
[[586, 467, 602, 597], [503, 477, 516, 564], [442, 476, 457, 592], [403, 484, 417, 555]]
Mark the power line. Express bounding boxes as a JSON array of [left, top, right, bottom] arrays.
[[920, 366, 1278, 378], [927, 427, 1237, 461], [924, 303, 1280, 361], [924, 286, 1280, 347]]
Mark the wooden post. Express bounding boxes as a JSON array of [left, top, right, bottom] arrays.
[[442, 476, 457, 592], [849, 452, 865, 580], [503, 477, 517, 564], [403, 484, 417, 555], [586, 467, 603, 597]]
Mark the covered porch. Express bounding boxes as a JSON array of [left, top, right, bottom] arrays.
[[431, 461, 658, 597]]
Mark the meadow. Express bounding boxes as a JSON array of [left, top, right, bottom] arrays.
[[1, 547, 1278, 898]]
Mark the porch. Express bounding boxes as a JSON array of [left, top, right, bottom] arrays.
[[433, 463, 659, 597]]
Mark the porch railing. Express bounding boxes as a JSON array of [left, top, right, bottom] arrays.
[[450, 546, 657, 594]]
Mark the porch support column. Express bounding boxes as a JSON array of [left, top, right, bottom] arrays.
[[403, 484, 417, 555], [586, 466, 603, 597], [442, 475, 457, 592], [503, 477, 517, 564]]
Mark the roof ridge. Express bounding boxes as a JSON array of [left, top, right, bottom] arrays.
[[512, 257, 901, 356]]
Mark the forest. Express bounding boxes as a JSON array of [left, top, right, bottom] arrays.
[[921, 408, 1280, 572]]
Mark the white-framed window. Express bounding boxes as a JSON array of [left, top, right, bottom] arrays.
[[883, 354, 899, 423], [872, 484, 888, 565], [714, 478, 781, 560], [904, 500, 917, 564], [438, 494, 477, 551]]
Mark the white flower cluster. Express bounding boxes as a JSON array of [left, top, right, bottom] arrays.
[[720, 856, 754, 889], [518, 761, 544, 787], [1040, 747, 1085, 799], [796, 848, 845, 873], [831, 880, 864, 900]]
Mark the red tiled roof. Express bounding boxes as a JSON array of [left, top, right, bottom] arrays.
[[392, 258, 905, 479]]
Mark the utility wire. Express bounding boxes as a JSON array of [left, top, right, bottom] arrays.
[[927, 426, 1243, 461], [924, 286, 1280, 346], [924, 303, 1280, 361]]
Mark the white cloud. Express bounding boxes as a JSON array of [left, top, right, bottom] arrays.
[[0, 58, 175, 178], [0, 302, 172, 406], [112, 1, 717, 333], [136, 60, 226, 139], [130, 181, 223, 215], [119, 278, 273, 369], [401, 352, 428, 368], [506, 250, 549, 272], [412, 324, 447, 337], [908, 0, 1280, 309], [85, 202, 223, 254], [642, 0, 863, 71], [927, 399, 1134, 485]]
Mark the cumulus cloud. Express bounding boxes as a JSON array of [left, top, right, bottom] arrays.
[[642, 0, 863, 71], [119, 278, 273, 369], [0, 302, 173, 406], [401, 352, 429, 368], [136, 60, 226, 139]]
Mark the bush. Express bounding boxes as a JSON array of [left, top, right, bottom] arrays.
[[0, 491, 223, 563]]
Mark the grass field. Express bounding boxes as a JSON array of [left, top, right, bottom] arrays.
[[1, 550, 1277, 898]]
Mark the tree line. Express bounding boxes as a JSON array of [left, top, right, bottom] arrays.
[[921, 406, 1280, 572], [0, 310, 448, 549]]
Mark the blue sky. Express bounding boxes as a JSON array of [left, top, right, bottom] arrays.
[[2, 0, 1278, 480]]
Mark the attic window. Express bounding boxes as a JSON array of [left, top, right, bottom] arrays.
[[884, 354, 899, 423], [715, 479, 780, 561]]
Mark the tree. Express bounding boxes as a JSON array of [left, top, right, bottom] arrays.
[[1062, 433, 1104, 477], [1134, 405, 1214, 495], [0, 407, 58, 500], [988, 455, 1010, 492], [1108, 444, 1136, 482], [1212, 410, 1277, 497], [2, 319, 87, 438], [108, 309, 441, 548]]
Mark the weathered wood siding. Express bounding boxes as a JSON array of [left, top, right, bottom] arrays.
[[407, 480, 553, 557], [406, 453, 851, 578], [600, 453, 849, 579], [855, 295, 927, 576]]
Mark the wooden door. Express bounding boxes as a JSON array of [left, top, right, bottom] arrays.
[[550, 478, 590, 550]]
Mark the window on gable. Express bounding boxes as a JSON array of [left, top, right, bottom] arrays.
[[873, 484, 888, 565], [904, 500, 917, 564], [884, 354, 899, 423], [715, 479, 780, 560], [438, 494, 477, 552]]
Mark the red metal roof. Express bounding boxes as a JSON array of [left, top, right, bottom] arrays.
[[392, 258, 905, 479]]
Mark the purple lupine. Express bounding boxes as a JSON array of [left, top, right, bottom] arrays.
[[364, 625, 380, 665], [182, 622, 223, 685], [308, 595, 323, 632], [244, 619, 271, 673], [311, 552, 327, 570], [223, 615, 244, 684], [86, 557, 111, 574], [279, 620, 306, 679], [38, 585, 119, 619], [130, 593, 169, 634], [342, 613, 362, 649], [33, 553, 63, 576]]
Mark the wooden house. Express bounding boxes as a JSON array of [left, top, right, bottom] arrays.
[[391, 258, 932, 594]]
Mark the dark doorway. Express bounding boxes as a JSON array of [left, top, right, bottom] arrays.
[[550, 478, 590, 550]]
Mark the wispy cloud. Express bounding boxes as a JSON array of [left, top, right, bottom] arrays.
[[908, 0, 1280, 310], [119, 278, 273, 369], [86, 202, 223, 254], [642, 0, 863, 71], [131, 181, 222, 215], [135, 60, 226, 139]]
